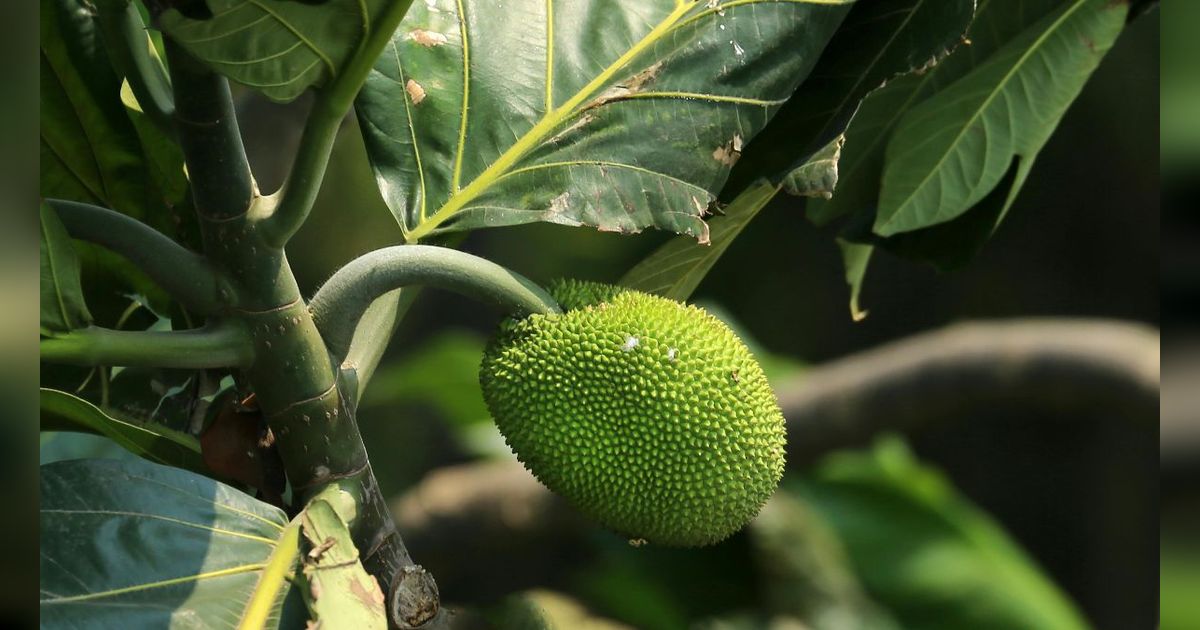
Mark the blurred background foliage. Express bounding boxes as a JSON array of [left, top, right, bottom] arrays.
[[40, 6, 1163, 629]]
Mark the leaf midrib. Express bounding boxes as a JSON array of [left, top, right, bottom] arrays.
[[878, 0, 1090, 232], [405, 0, 700, 241]]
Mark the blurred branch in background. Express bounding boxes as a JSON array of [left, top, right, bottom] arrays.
[[776, 319, 1159, 464]]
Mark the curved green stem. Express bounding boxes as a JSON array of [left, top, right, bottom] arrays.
[[47, 199, 230, 315], [310, 245, 560, 360], [260, 0, 417, 248], [97, 0, 175, 135], [40, 322, 252, 369]]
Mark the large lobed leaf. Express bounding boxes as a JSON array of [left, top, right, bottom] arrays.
[[160, 0, 390, 102], [40, 458, 302, 629], [357, 0, 853, 243]]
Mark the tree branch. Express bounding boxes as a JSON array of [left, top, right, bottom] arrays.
[[47, 199, 229, 315], [40, 321, 252, 369], [164, 39, 254, 220], [260, 0, 417, 248], [310, 245, 559, 361], [776, 318, 1160, 464], [97, 0, 175, 135]]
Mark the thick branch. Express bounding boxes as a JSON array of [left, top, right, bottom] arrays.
[[777, 318, 1160, 464], [40, 322, 252, 369], [260, 0, 418, 247], [97, 0, 175, 134], [310, 245, 559, 361], [164, 39, 254, 220], [47, 199, 229, 315]]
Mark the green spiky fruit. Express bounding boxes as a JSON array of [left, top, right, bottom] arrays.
[[479, 280, 786, 547]]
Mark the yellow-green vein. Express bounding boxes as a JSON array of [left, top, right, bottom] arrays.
[[451, 0, 471, 192], [407, 0, 698, 241], [237, 520, 301, 629], [39, 508, 281, 545], [41, 564, 268, 605], [248, 0, 336, 74]]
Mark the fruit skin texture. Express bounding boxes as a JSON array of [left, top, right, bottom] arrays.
[[479, 280, 786, 547]]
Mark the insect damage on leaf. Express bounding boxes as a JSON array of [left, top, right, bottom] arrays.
[[406, 80, 427, 105], [407, 29, 448, 47], [584, 61, 666, 111], [713, 134, 744, 166]]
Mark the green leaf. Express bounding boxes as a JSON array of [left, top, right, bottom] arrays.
[[874, 0, 1128, 236], [792, 437, 1090, 630], [41, 0, 195, 328], [836, 238, 872, 321], [40, 388, 208, 474], [41, 0, 187, 225], [357, 0, 852, 243], [619, 178, 778, 301], [726, 0, 975, 198], [40, 202, 92, 334], [809, 0, 1060, 227], [298, 487, 388, 628], [160, 0, 389, 102], [40, 458, 302, 628], [782, 133, 844, 199]]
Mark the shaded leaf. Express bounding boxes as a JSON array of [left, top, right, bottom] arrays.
[[874, 0, 1128, 236], [40, 202, 92, 334], [41, 0, 194, 330], [619, 179, 778, 301], [792, 437, 1090, 630], [782, 134, 844, 199], [160, 0, 389, 102], [40, 388, 207, 474], [298, 487, 387, 628], [40, 458, 302, 628], [835, 238, 872, 321], [726, 0, 976, 197], [358, 0, 852, 242], [807, 0, 1064, 227]]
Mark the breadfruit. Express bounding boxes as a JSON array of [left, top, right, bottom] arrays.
[[479, 280, 786, 547]]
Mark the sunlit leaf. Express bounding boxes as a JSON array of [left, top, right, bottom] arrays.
[[297, 487, 388, 628], [358, 0, 852, 242]]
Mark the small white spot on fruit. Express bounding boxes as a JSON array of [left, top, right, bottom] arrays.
[[622, 336, 640, 352], [667, 347, 678, 362]]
